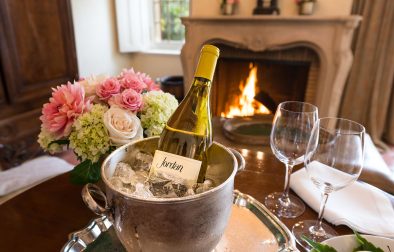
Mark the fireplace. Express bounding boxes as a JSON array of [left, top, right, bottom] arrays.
[[181, 16, 361, 118], [212, 44, 317, 117]]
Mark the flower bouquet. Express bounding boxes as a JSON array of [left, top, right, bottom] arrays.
[[38, 68, 178, 184]]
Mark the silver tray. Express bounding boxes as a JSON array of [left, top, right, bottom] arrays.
[[62, 190, 298, 252], [222, 116, 273, 145]]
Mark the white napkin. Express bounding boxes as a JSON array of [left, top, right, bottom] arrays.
[[0, 156, 73, 196], [364, 134, 391, 174], [361, 134, 394, 194], [290, 168, 394, 238]]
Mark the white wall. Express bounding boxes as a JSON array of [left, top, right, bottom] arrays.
[[191, 0, 353, 16], [71, 0, 182, 79], [70, 0, 352, 79]]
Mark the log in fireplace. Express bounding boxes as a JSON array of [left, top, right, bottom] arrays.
[[212, 44, 317, 117]]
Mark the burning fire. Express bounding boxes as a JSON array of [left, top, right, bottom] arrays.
[[221, 64, 271, 118]]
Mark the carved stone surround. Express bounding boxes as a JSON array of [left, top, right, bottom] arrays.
[[181, 16, 362, 117]]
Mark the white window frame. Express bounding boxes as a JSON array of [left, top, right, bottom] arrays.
[[115, 0, 188, 54]]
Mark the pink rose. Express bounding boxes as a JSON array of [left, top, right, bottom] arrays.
[[109, 89, 142, 112], [119, 72, 147, 93], [78, 74, 108, 97], [40, 82, 92, 139], [96, 77, 121, 100], [138, 72, 160, 91]]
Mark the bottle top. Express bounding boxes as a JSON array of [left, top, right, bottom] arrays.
[[194, 45, 220, 81]]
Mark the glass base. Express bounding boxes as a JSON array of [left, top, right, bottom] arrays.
[[264, 192, 305, 218], [292, 220, 338, 249]]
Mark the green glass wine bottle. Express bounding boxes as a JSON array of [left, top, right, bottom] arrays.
[[149, 45, 220, 184]]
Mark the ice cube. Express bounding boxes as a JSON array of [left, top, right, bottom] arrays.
[[203, 179, 215, 191], [132, 183, 154, 198], [110, 158, 217, 199], [172, 183, 188, 197], [185, 188, 195, 196], [132, 152, 153, 171], [193, 183, 204, 194], [120, 183, 136, 195], [155, 171, 189, 186], [193, 178, 215, 194], [158, 183, 178, 198], [130, 170, 148, 186], [149, 176, 172, 196], [148, 176, 181, 198], [109, 177, 123, 190], [113, 162, 135, 184]]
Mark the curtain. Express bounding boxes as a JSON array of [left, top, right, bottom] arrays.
[[340, 0, 394, 150]]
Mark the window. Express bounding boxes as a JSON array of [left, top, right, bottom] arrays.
[[115, 0, 189, 53], [153, 0, 189, 48]]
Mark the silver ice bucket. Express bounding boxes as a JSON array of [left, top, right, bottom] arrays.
[[82, 137, 244, 252]]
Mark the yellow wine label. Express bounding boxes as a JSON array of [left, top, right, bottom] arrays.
[[150, 150, 202, 183]]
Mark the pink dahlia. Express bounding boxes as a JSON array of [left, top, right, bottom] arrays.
[[96, 77, 121, 100], [119, 71, 147, 93], [40, 82, 92, 139], [109, 89, 142, 113]]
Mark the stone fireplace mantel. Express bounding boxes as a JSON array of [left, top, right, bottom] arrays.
[[181, 16, 362, 117]]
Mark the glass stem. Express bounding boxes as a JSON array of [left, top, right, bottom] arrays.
[[281, 164, 294, 205], [313, 192, 330, 236]]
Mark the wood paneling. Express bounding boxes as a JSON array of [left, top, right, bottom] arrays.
[[0, 0, 78, 104], [0, 0, 78, 169], [0, 70, 7, 105]]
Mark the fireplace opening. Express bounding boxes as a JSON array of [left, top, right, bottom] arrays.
[[211, 44, 319, 118]]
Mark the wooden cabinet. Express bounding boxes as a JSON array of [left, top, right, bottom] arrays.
[[0, 0, 78, 170]]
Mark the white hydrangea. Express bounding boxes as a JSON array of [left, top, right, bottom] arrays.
[[37, 127, 63, 154], [69, 104, 110, 162], [140, 91, 178, 136]]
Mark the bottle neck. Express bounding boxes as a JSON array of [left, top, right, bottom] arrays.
[[191, 76, 212, 88], [186, 77, 211, 102]]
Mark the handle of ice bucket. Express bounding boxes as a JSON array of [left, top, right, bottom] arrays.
[[82, 183, 113, 219], [228, 148, 245, 173]]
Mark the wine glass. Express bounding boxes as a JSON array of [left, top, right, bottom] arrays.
[[292, 117, 365, 248], [265, 101, 318, 218]]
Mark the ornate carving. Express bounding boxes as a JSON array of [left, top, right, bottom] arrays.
[[0, 135, 43, 171], [344, 17, 363, 29], [0, 111, 46, 172], [181, 16, 362, 118], [243, 37, 267, 52]]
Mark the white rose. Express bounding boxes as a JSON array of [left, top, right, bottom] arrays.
[[78, 74, 108, 97], [103, 106, 143, 146]]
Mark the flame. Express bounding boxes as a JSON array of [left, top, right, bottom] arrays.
[[221, 64, 270, 118]]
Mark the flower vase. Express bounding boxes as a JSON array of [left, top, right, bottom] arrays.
[[222, 3, 235, 15], [298, 1, 315, 15]]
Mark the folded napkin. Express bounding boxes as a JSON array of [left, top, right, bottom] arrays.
[[0, 155, 73, 196], [290, 168, 394, 238], [361, 134, 394, 194]]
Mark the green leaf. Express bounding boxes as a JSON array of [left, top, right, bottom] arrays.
[[352, 245, 364, 252], [70, 159, 101, 185], [108, 146, 116, 153], [48, 139, 69, 148], [302, 236, 337, 252], [353, 231, 384, 252]]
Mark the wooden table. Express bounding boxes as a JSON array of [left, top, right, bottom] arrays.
[[0, 119, 352, 251]]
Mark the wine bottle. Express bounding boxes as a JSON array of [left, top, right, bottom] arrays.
[[149, 45, 220, 184]]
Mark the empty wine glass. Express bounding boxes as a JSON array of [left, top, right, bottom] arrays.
[[265, 101, 318, 218], [292, 117, 365, 248]]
